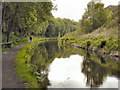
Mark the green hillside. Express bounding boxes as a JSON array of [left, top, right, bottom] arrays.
[[60, 5, 119, 57]]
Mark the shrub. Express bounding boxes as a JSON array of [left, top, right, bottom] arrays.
[[100, 39, 107, 48]]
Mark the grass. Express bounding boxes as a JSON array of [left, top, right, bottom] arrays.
[[59, 16, 119, 57], [15, 40, 39, 88], [15, 37, 57, 88], [2, 36, 57, 52], [2, 37, 29, 52]]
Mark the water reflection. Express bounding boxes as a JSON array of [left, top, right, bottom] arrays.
[[82, 53, 107, 87], [30, 41, 119, 88], [48, 55, 86, 88]]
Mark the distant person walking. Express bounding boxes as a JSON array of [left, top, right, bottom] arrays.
[[30, 36, 32, 42]]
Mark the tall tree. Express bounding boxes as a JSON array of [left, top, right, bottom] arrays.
[[2, 2, 53, 42], [81, 1, 112, 33]]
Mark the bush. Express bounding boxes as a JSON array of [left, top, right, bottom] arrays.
[[87, 41, 91, 47], [100, 39, 107, 48]]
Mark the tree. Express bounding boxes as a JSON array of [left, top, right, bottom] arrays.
[[2, 2, 53, 42], [81, 1, 112, 33]]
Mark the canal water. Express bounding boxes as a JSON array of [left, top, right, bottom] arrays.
[[30, 41, 119, 88]]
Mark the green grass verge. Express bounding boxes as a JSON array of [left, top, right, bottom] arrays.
[[2, 37, 29, 52], [60, 36, 119, 56], [15, 37, 57, 88]]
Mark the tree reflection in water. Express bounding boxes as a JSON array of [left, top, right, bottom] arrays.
[[29, 41, 119, 88], [81, 52, 107, 87]]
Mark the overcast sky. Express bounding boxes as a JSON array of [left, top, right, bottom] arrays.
[[51, 0, 119, 21]]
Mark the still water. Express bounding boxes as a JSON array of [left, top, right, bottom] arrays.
[[31, 41, 119, 88]]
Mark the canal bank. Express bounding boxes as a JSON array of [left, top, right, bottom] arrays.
[[15, 40, 119, 88]]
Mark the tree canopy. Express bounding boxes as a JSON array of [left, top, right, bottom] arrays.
[[80, 1, 112, 33], [2, 2, 79, 43], [2, 2, 53, 42]]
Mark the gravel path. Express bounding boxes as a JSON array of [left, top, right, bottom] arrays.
[[2, 42, 30, 88]]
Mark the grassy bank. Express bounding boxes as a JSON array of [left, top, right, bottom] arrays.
[[2, 37, 29, 51], [59, 5, 119, 57], [59, 16, 119, 57], [2, 36, 57, 51], [15, 38, 57, 88]]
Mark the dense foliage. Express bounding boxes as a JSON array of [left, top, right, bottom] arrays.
[[2, 2, 53, 43], [45, 17, 79, 37], [2, 2, 79, 43], [60, 4, 118, 56], [80, 1, 112, 33]]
